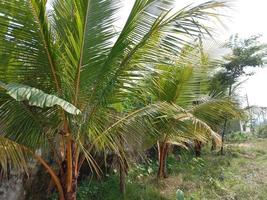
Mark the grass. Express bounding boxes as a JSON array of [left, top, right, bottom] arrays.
[[160, 138, 267, 200], [75, 138, 267, 200], [74, 175, 167, 200]]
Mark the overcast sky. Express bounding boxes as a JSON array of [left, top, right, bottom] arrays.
[[224, 0, 267, 107]]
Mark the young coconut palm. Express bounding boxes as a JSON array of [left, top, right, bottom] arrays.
[[135, 43, 242, 178], [0, 0, 228, 199]]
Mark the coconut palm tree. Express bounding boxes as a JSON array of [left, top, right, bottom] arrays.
[[0, 0, 228, 199], [135, 43, 241, 178]]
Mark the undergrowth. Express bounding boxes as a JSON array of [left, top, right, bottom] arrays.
[[50, 138, 267, 200]]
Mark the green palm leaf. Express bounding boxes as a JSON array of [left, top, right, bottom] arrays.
[[0, 82, 81, 115], [0, 0, 60, 91]]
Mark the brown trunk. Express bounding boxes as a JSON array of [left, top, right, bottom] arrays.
[[157, 142, 169, 179], [32, 152, 65, 200], [62, 175, 77, 200], [194, 140, 202, 157], [220, 120, 227, 155], [60, 142, 78, 200], [211, 139, 216, 151], [119, 135, 126, 195], [220, 85, 232, 155]]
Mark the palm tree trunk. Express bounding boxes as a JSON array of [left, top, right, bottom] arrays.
[[157, 142, 169, 179], [62, 172, 78, 200], [194, 140, 202, 157], [59, 142, 78, 200], [220, 120, 227, 155], [211, 138, 216, 151], [32, 153, 65, 200], [119, 135, 126, 195], [119, 160, 126, 195]]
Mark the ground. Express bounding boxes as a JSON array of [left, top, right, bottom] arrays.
[[72, 138, 267, 200], [157, 138, 267, 200]]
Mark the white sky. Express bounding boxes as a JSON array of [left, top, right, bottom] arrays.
[[229, 0, 267, 107], [120, 0, 267, 107]]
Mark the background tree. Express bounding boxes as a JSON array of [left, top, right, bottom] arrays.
[[209, 34, 267, 154]]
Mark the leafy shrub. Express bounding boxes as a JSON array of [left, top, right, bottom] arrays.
[[256, 124, 267, 138], [128, 159, 158, 181], [226, 131, 249, 141]]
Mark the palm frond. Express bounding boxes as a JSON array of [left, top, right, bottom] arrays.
[[50, 0, 122, 105], [87, 101, 220, 154], [0, 0, 59, 91], [0, 136, 28, 175], [191, 98, 243, 127], [0, 82, 81, 115], [0, 96, 48, 149], [81, 1, 228, 127]]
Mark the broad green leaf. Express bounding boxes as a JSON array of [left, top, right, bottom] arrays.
[[0, 82, 81, 115]]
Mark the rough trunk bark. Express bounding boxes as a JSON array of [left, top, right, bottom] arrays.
[[157, 142, 169, 179]]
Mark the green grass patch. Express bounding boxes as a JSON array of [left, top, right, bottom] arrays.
[[76, 175, 168, 200]]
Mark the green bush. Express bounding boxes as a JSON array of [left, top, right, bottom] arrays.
[[256, 124, 267, 138], [226, 131, 249, 141], [128, 159, 158, 181]]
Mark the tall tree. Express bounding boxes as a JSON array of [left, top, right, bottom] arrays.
[[209, 35, 267, 154]]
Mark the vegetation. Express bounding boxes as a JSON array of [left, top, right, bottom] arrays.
[[0, 0, 266, 200], [209, 35, 267, 153], [139, 43, 240, 178], [256, 124, 267, 138], [64, 138, 267, 200]]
